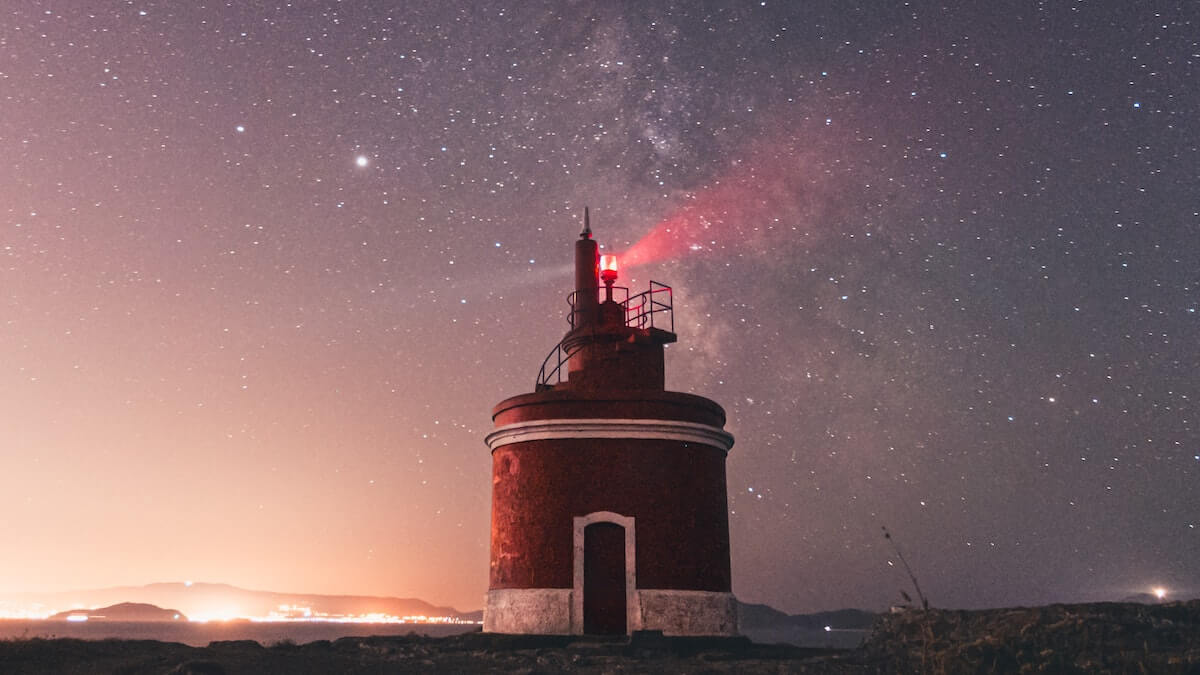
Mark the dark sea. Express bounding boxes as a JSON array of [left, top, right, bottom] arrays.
[[741, 626, 869, 649], [0, 620, 479, 647]]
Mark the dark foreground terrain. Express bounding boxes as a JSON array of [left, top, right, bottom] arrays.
[[0, 632, 841, 674], [3, 600, 1199, 673]]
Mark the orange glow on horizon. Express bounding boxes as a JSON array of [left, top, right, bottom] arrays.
[[0, 604, 481, 625]]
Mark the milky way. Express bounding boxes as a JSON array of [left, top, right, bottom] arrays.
[[1, 2, 1196, 613]]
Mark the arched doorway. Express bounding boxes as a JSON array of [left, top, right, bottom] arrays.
[[572, 511, 638, 635]]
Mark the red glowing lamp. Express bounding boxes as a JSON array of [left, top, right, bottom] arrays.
[[599, 254, 618, 284]]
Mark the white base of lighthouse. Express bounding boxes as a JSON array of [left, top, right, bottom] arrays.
[[636, 589, 739, 636], [483, 588, 573, 634], [483, 588, 738, 636]]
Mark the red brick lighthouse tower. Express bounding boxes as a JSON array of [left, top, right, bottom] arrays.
[[484, 212, 737, 636]]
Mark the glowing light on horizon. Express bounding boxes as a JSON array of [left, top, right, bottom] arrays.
[[187, 607, 244, 623], [0, 600, 480, 625], [1153, 586, 1167, 600], [248, 604, 479, 624]]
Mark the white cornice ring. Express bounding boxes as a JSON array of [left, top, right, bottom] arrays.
[[485, 418, 734, 454]]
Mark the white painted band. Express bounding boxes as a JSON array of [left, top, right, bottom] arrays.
[[485, 418, 734, 453]]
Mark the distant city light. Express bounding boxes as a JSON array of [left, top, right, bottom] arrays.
[[189, 608, 243, 623], [0, 601, 483, 625], [1154, 587, 1167, 600]]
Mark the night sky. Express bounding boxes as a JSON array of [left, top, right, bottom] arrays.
[[2, 1, 1197, 615]]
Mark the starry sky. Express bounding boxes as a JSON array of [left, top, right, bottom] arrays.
[[2, 1, 1197, 615]]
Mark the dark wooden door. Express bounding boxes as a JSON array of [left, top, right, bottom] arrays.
[[583, 522, 626, 635]]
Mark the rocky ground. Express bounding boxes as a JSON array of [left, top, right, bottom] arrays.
[[860, 600, 1200, 673], [2, 600, 1198, 673], [0, 632, 844, 674]]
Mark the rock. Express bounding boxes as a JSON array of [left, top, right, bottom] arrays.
[[860, 600, 1200, 673], [166, 661, 225, 675]]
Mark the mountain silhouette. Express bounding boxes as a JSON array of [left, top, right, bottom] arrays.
[[50, 602, 186, 622]]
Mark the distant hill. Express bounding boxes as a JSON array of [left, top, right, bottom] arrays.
[[0, 583, 475, 622], [50, 602, 186, 622], [737, 601, 875, 630], [1121, 592, 1168, 604], [736, 601, 876, 648]]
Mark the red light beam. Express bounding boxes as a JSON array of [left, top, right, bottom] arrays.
[[621, 130, 845, 269]]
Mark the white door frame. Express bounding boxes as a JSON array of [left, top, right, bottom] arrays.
[[571, 511, 639, 634]]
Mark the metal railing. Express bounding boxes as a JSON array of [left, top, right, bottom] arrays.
[[536, 341, 581, 390], [536, 281, 674, 390], [566, 286, 630, 329], [624, 281, 673, 332]]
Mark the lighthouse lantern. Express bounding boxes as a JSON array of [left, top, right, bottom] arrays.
[[599, 254, 618, 282]]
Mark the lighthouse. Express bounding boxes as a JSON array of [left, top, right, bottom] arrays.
[[484, 212, 737, 636]]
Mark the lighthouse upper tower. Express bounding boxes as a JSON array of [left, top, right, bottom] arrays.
[[551, 208, 678, 393], [484, 213, 737, 637]]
